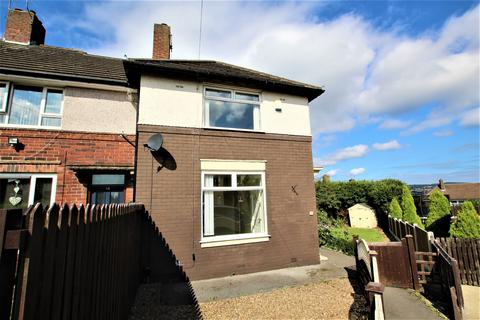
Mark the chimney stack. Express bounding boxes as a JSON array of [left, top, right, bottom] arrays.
[[152, 23, 171, 60], [439, 179, 446, 191], [4, 9, 45, 45]]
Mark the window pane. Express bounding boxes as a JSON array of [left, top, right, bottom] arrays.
[[237, 175, 261, 187], [33, 178, 53, 208], [41, 117, 61, 127], [8, 86, 42, 125], [0, 83, 6, 111], [204, 174, 231, 187], [92, 174, 125, 185], [44, 90, 63, 114], [205, 88, 231, 99], [211, 190, 265, 236], [207, 100, 255, 130], [235, 92, 259, 102], [0, 178, 30, 209]]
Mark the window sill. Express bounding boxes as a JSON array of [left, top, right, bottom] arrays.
[[203, 126, 265, 134], [200, 234, 270, 248], [0, 123, 62, 130]]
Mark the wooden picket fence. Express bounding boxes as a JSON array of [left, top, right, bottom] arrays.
[[0, 203, 201, 320], [437, 237, 480, 286]]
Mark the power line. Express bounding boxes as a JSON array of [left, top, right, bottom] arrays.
[[197, 0, 204, 59]]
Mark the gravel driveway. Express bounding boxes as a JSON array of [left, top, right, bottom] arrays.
[[200, 278, 369, 320]]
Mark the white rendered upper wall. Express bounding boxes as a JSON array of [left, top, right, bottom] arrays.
[[138, 74, 312, 136]]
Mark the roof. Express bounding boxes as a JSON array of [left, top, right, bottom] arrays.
[[127, 59, 324, 102], [428, 183, 480, 201], [0, 40, 129, 86]]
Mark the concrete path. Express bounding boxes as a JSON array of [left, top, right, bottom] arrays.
[[462, 285, 480, 320], [191, 248, 355, 302], [383, 287, 445, 320]]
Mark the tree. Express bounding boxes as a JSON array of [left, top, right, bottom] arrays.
[[388, 198, 402, 219], [425, 189, 451, 236], [401, 185, 423, 227], [450, 201, 480, 239]]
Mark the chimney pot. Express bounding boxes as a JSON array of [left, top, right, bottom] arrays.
[[152, 23, 171, 60], [439, 179, 446, 191], [3, 8, 45, 45]]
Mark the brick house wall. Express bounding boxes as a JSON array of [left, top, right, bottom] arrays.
[[136, 124, 319, 280], [0, 128, 135, 204]]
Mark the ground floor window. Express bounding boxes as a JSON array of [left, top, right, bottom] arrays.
[[89, 174, 125, 205], [202, 171, 267, 239], [0, 174, 57, 209]]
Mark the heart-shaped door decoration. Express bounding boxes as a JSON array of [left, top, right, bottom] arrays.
[[9, 196, 22, 206]]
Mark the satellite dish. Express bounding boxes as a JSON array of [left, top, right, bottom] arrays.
[[144, 133, 163, 152]]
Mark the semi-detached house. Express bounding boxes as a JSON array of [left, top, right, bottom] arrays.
[[0, 9, 325, 280], [127, 24, 324, 279], [0, 9, 137, 209]]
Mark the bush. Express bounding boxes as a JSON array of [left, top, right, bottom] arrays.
[[401, 185, 423, 227], [388, 198, 402, 219], [316, 179, 404, 217], [425, 189, 451, 236], [317, 210, 354, 255], [450, 201, 480, 239]]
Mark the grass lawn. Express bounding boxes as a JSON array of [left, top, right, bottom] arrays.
[[347, 227, 388, 242]]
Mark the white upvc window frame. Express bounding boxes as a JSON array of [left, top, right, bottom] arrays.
[[203, 86, 261, 132], [0, 173, 57, 207], [0, 81, 10, 113], [200, 170, 269, 247], [0, 83, 64, 129]]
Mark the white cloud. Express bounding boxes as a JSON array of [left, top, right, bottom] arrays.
[[372, 140, 402, 151], [459, 108, 480, 127], [402, 110, 452, 135], [350, 167, 366, 176], [316, 144, 368, 166], [73, 2, 479, 135], [433, 130, 454, 137], [325, 169, 339, 176], [379, 119, 411, 130]]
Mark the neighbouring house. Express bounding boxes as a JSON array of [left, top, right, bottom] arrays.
[[0, 8, 137, 209], [427, 179, 480, 206], [348, 203, 377, 229], [127, 24, 324, 279]]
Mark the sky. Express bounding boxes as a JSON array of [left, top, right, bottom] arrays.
[[1, 0, 478, 184]]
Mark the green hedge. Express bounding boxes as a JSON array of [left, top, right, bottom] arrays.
[[316, 179, 404, 217]]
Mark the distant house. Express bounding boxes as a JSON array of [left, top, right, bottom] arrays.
[[427, 179, 480, 206]]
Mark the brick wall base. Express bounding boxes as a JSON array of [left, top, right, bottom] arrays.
[[0, 128, 135, 205], [136, 125, 320, 280]]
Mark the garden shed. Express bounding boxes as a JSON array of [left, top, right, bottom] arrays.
[[348, 203, 377, 228]]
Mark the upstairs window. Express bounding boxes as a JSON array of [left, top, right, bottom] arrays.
[[204, 88, 260, 131], [0, 83, 63, 128], [0, 82, 8, 112]]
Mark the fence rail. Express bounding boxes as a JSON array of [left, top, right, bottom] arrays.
[[437, 237, 480, 286], [0, 203, 200, 320]]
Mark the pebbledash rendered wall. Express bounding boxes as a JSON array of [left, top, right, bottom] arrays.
[[135, 124, 319, 280]]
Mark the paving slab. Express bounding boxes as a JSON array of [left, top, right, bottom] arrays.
[[191, 248, 355, 302], [383, 287, 445, 320], [462, 285, 480, 320]]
